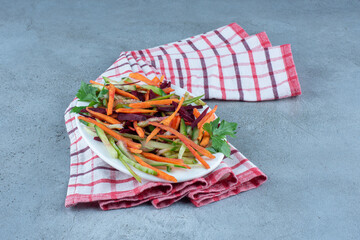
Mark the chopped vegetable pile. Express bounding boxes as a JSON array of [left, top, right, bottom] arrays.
[[72, 73, 238, 182]]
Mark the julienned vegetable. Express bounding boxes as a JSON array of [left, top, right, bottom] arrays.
[[73, 73, 237, 182]]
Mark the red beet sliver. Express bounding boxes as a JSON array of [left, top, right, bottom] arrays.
[[148, 90, 158, 100], [117, 113, 148, 121], [131, 91, 145, 101], [118, 129, 135, 134], [93, 137, 101, 142], [157, 106, 175, 112], [160, 81, 171, 89], [183, 105, 203, 110], [191, 107, 209, 128]]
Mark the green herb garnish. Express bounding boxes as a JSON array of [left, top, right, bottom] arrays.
[[203, 118, 238, 157]]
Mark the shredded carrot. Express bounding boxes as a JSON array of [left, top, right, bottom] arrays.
[[89, 80, 103, 86], [129, 73, 158, 86], [141, 153, 190, 169], [107, 84, 115, 115], [145, 90, 150, 101], [89, 80, 139, 100], [133, 121, 145, 138], [78, 116, 141, 149], [133, 155, 177, 182], [198, 129, 204, 141], [184, 142, 210, 169], [159, 75, 165, 83], [86, 107, 120, 124], [200, 132, 210, 147], [163, 87, 175, 94], [152, 76, 160, 85], [129, 147, 142, 154], [129, 99, 179, 109], [198, 105, 218, 129], [115, 108, 157, 114], [161, 97, 184, 126], [155, 135, 178, 139], [198, 106, 217, 140], [193, 108, 201, 118], [145, 127, 160, 143], [114, 88, 139, 100], [169, 116, 177, 129], [171, 115, 181, 130], [146, 98, 184, 143], [148, 122, 215, 160]]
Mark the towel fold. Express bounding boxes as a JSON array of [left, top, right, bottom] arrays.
[[65, 23, 300, 210]]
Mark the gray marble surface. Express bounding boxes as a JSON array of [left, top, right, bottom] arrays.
[[1, 0, 359, 239]]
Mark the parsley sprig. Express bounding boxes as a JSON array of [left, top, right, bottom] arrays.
[[70, 81, 108, 113], [203, 118, 238, 157]]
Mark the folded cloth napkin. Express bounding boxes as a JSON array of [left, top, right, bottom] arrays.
[[130, 44, 300, 101], [65, 23, 300, 209]]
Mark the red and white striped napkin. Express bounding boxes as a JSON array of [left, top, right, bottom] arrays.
[[64, 23, 300, 210]]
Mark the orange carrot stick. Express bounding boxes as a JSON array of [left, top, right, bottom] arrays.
[[129, 73, 157, 86], [163, 87, 175, 94], [141, 153, 190, 169], [193, 108, 201, 118], [129, 147, 142, 154], [155, 135, 178, 139], [148, 122, 215, 159], [107, 84, 115, 115], [198, 105, 218, 129], [78, 116, 141, 149], [161, 97, 184, 126], [89, 80, 139, 100], [145, 127, 160, 143], [152, 76, 160, 85], [89, 80, 102, 86], [145, 90, 150, 101], [184, 142, 210, 169], [115, 108, 157, 114], [86, 107, 120, 124], [133, 155, 177, 182], [129, 99, 179, 109], [114, 88, 139, 100], [133, 121, 145, 138], [146, 98, 184, 143], [159, 75, 164, 83], [198, 106, 217, 140], [171, 115, 181, 130], [200, 132, 210, 147], [141, 153, 183, 164]]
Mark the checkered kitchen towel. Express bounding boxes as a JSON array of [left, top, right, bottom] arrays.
[[65, 23, 300, 209]]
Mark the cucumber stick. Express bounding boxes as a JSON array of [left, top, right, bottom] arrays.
[[178, 118, 187, 159], [140, 85, 166, 96], [150, 93, 174, 101], [139, 156, 186, 169], [192, 127, 199, 141], [178, 144, 187, 160], [109, 138, 157, 176], [108, 138, 142, 183], [94, 125, 118, 159], [142, 140, 175, 150]]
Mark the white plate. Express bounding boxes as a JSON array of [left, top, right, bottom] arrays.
[[75, 85, 224, 183]]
